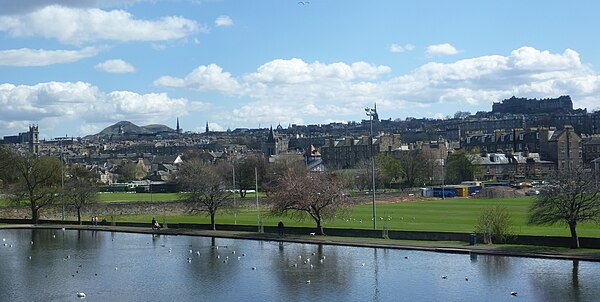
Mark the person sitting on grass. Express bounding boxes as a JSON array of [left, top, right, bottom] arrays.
[[151, 217, 161, 230]]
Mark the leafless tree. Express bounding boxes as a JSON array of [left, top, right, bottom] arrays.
[[0, 147, 62, 224], [270, 170, 350, 235], [528, 166, 600, 248], [63, 164, 98, 224], [178, 160, 232, 230]]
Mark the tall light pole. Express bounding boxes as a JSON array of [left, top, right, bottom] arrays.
[[232, 164, 237, 225], [255, 167, 260, 231], [365, 106, 377, 230], [439, 136, 445, 200], [60, 139, 65, 221]]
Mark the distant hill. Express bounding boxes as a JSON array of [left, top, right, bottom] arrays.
[[84, 121, 175, 139]]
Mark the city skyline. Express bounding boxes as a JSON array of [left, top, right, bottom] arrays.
[[1, 0, 600, 139]]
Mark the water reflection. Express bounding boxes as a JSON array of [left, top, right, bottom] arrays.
[[1, 229, 599, 302]]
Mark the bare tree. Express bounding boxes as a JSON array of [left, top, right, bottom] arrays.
[[63, 164, 98, 224], [234, 154, 267, 198], [528, 166, 600, 248], [178, 160, 232, 230], [476, 205, 513, 244], [0, 147, 62, 224], [270, 170, 350, 235]]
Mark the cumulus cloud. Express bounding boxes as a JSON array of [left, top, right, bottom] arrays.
[[389, 43, 415, 53], [0, 46, 101, 66], [154, 47, 600, 127], [426, 43, 459, 56], [214, 15, 233, 27], [154, 64, 242, 93], [0, 5, 204, 45], [94, 59, 135, 73], [0, 0, 144, 15], [0, 81, 187, 136]]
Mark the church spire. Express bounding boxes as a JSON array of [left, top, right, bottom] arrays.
[[176, 117, 180, 134], [205, 121, 209, 133]]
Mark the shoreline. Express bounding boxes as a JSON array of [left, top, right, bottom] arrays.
[[2, 223, 600, 262]]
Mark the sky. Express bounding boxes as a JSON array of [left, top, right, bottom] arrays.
[[1, 0, 600, 139]]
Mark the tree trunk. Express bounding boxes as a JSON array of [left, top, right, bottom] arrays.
[[317, 220, 325, 235], [211, 213, 216, 230], [77, 207, 82, 225], [31, 206, 39, 224], [569, 223, 580, 249]]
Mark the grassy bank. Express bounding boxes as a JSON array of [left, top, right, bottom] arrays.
[[109, 196, 600, 238]]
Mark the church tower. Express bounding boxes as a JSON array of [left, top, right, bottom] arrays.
[[29, 124, 39, 155]]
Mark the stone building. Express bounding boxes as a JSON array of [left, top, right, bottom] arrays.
[[320, 134, 401, 169]]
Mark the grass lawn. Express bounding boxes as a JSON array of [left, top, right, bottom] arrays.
[[96, 192, 266, 203], [109, 196, 600, 238]]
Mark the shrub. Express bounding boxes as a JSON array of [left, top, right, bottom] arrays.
[[476, 205, 513, 244]]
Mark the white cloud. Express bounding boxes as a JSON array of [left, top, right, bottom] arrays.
[[0, 0, 144, 15], [0, 81, 188, 136], [94, 59, 135, 73], [0, 5, 204, 45], [154, 47, 600, 127], [214, 15, 233, 27], [0, 47, 101, 66], [154, 64, 242, 93], [389, 43, 415, 53], [426, 43, 459, 56]]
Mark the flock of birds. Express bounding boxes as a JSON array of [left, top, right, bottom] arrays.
[[1, 229, 521, 299]]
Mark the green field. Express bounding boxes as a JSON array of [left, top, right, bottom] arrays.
[[3, 194, 599, 238], [110, 197, 600, 238]]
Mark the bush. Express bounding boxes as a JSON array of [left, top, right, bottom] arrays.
[[475, 205, 513, 244]]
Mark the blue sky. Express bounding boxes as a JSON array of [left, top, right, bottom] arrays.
[[1, 0, 600, 139]]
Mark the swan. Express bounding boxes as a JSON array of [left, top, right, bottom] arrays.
[[76, 292, 86, 298]]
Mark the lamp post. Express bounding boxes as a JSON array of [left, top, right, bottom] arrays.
[[255, 167, 260, 231], [60, 139, 65, 221], [439, 136, 445, 200], [232, 164, 237, 225], [365, 106, 377, 230]]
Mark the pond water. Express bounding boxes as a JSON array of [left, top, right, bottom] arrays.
[[0, 228, 599, 302]]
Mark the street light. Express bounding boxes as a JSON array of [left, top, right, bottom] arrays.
[[439, 136, 445, 200], [365, 106, 377, 230], [232, 164, 237, 225]]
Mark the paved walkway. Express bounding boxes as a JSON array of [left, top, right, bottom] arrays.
[[3, 224, 600, 262]]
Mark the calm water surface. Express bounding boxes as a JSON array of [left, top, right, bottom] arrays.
[[0, 229, 599, 302]]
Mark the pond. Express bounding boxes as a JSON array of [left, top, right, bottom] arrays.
[[0, 228, 598, 301]]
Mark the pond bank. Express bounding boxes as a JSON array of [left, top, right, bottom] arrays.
[[2, 223, 600, 262]]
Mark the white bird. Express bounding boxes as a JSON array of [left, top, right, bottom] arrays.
[[31, 241, 34, 245], [511, 292, 517, 296], [442, 276, 447, 279], [28, 256, 32, 260], [114, 267, 118, 271], [242, 254, 246, 257], [361, 263, 365, 267], [196, 251, 200, 256], [306, 280, 311, 284], [76, 292, 86, 298], [465, 277, 469, 281], [252, 267, 257, 270]]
